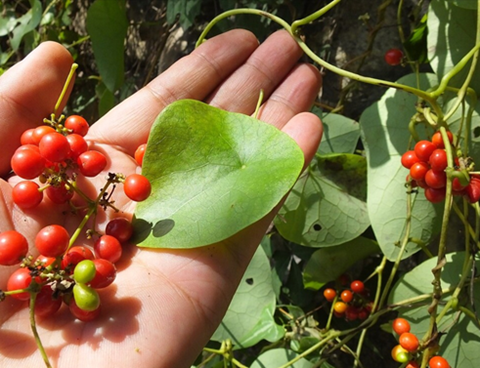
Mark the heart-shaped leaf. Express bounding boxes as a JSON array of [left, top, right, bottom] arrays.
[[133, 99, 304, 249]]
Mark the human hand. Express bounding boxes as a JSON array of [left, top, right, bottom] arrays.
[[0, 29, 322, 368]]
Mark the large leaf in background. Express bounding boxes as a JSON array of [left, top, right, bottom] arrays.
[[427, 1, 479, 91], [311, 107, 360, 155], [389, 252, 480, 368], [211, 246, 284, 348], [9, 0, 42, 51], [275, 153, 368, 247], [359, 73, 443, 261], [166, 0, 202, 30], [447, 0, 477, 10], [86, 0, 128, 92], [133, 99, 304, 249], [303, 237, 380, 290]]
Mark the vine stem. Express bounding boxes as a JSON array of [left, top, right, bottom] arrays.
[[195, 4, 442, 117], [29, 292, 52, 368]]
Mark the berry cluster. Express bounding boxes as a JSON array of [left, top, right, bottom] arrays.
[[323, 278, 371, 321], [401, 131, 477, 203], [11, 115, 150, 208], [390, 318, 450, 368], [1, 114, 151, 323]]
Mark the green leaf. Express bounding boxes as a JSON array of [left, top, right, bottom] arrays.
[[0, 7, 17, 37], [133, 99, 304, 249], [211, 246, 282, 348], [86, 0, 128, 92], [95, 81, 115, 117], [10, 0, 42, 51], [275, 153, 369, 247], [427, 1, 480, 92], [250, 348, 315, 368], [166, 0, 202, 29], [403, 14, 428, 63], [389, 252, 480, 368], [303, 237, 380, 290], [359, 73, 443, 261], [312, 107, 360, 155], [447, 0, 477, 10]]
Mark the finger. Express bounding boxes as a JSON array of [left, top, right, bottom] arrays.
[[0, 42, 73, 176], [256, 63, 322, 129], [88, 29, 260, 154], [207, 30, 304, 114]]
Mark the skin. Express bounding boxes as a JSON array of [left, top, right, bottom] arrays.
[[0, 29, 322, 367]]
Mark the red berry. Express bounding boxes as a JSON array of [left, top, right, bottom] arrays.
[[392, 317, 411, 335], [61, 246, 94, 270], [410, 162, 429, 181], [399, 332, 419, 352], [465, 177, 480, 203], [36, 254, 56, 268], [357, 307, 369, 320], [429, 149, 448, 171], [66, 133, 88, 159], [64, 115, 89, 136], [340, 289, 353, 303], [12, 181, 43, 209], [68, 297, 101, 322], [32, 126, 56, 145], [35, 224, 70, 257], [401, 150, 421, 169], [424, 169, 447, 189], [11, 145, 46, 179], [33, 285, 62, 317], [384, 48, 404, 66], [345, 305, 359, 321], [94, 235, 122, 264], [105, 217, 133, 243], [431, 131, 453, 148], [0, 230, 29, 265], [76, 150, 107, 177], [414, 140, 436, 161], [424, 187, 446, 203], [20, 128, 36, 145], [46, 183, 74, 204], [406, 361, 420, 368], [429, 356, 450, 368], [134, 143, 147, 166], [123, 174, 151, 202], [39, 132, 70, 162], [323, 288, 336, 302], [7, 267, 32, 300], [350, 280, 365, 293], [89, 258, 117, 288]]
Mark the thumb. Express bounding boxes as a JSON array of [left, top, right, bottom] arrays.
[[0, 41, 73, 176]]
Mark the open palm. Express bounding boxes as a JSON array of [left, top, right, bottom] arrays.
[[0, 30, 322, 368]]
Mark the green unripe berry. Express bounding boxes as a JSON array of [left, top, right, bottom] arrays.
[[74, 259, 96, 284], [73, 283, 100, 311]]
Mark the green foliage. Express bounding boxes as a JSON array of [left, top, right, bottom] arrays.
[[86, 0, 128, 93], [359, 73, 444, 261], [133, 99, 304, 249], [211, 246, 284, 348], [275, 152, 368, 247]]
